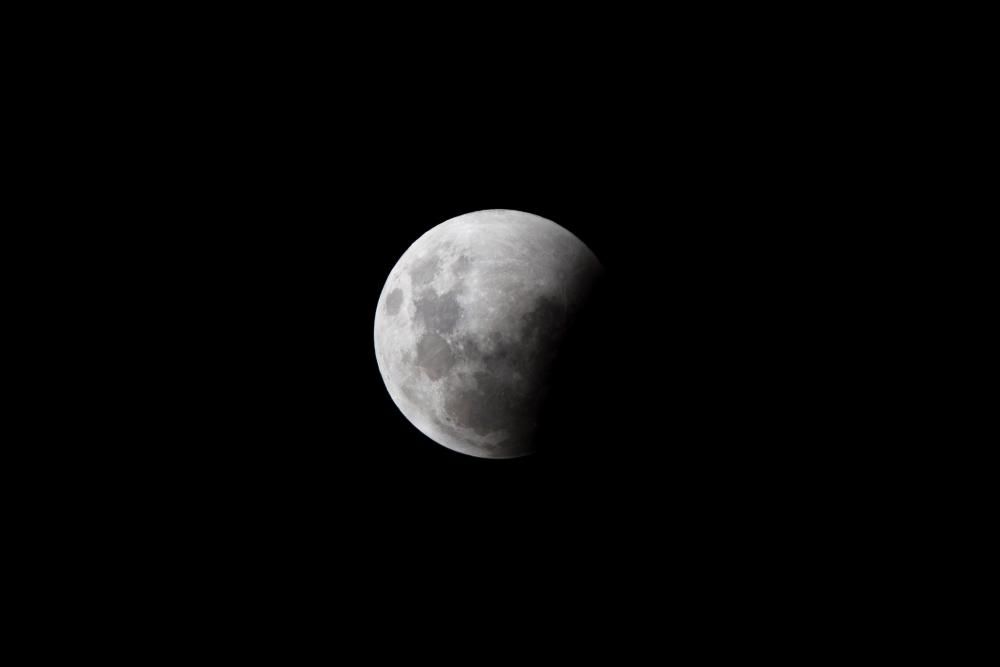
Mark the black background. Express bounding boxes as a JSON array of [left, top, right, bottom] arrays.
[[127, 84, 840, 568], [15, 8, 951, 654], [60, 18, 880, 642]]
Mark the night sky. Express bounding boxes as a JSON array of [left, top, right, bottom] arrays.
[[83, 33, 862, 634], [144, 110, 830, 541], [32, 9, 901, 654]]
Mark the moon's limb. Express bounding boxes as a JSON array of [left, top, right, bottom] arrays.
[[374, 209, 602, 459]]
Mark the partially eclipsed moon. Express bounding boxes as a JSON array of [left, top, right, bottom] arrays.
[[374, 209, 602, 459]]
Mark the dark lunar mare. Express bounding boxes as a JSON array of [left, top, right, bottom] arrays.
[[384, 288, 403, 316], [415, 332, 455, 380], [414, 289, 462, 335]]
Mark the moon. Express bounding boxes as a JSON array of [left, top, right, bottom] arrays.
[[374, 209, 603, 459]]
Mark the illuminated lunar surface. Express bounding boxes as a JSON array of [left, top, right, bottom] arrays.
[[374, 209, 602, 459]]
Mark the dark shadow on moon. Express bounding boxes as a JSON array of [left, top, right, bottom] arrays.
[[424, 275, 611, 460], [532, 273, 615, 462], [443, 370, 538, 438], [439, 293, 573, 449], [519, 295, 567, 348]]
